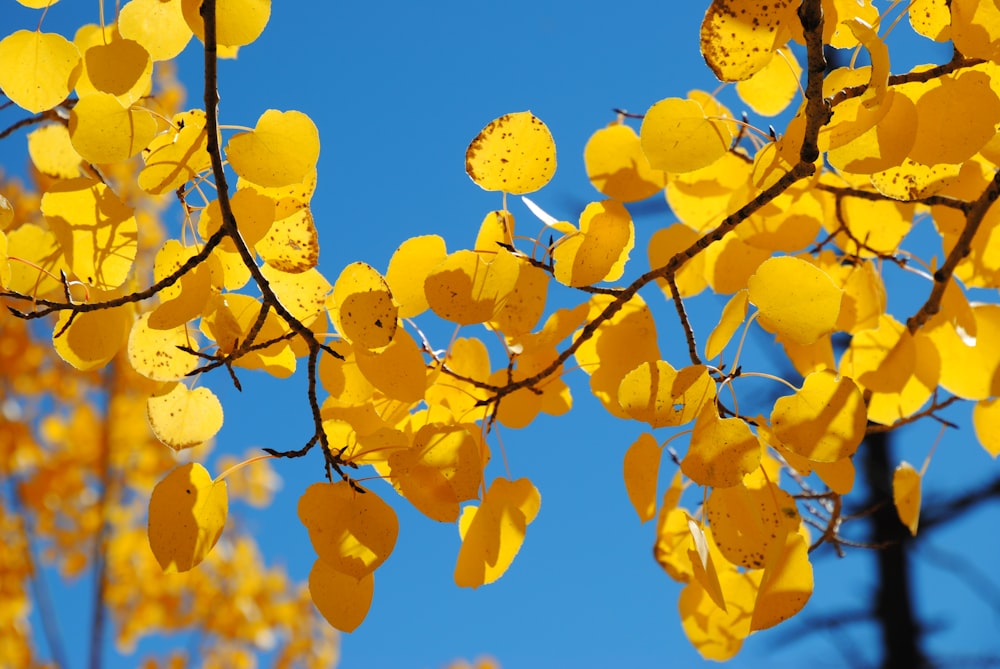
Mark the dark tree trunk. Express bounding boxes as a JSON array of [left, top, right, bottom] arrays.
[[862, 430, 929, 669]]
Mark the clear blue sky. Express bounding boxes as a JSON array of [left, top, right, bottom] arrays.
[[4, 1, 999, 668]]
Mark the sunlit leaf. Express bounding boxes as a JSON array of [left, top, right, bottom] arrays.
[[748, 256, 842, 346], [735, 47, 801, 117], [623, 433, 661, 523], [385, 235, 448, 318], [771, 371, 866, 462], [681, 405, 761, 488], [584, 123, 666, 201], [454, 477, 540, 588], [425, 248, 520, 325], [329, 262, 397, 350], [640, 97, 730, 173], [553, 200, 634, 287], [618, 362, 716, 429], [119, 0, 193, 60], [892, 461, 921, 536], [139, 110, 212, 195], [465, 112, 556, 194], [148, 463, 228, 572], [128, 312, 198, 381], [226, 110, 320, 187], [69, 93, 158, 164], [146, 383, 225, 450], [749, 532, 813, 631], [53, 302, 132, 371], [706, 481, 799, 568], [182, 0, 271, 47], [0, 31, 80, 113], [973, 399, 1000, 458], [705, 289, 748, 360], [309, 559, 374, 633], [700, 0, 797, 81], [28, 124, 82, 178], [298, 481, 398, 580]]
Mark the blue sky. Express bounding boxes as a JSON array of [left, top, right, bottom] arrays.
[[3, 1, 1000, 668]]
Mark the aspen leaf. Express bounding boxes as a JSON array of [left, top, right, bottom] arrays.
[[226, 110, 320, 187], [974, 399, 1000, 458], [148, 463, 228, 573], [139, 110, 211, 195], [706, 482, 799, 569], [908, 0, 951, 41], [618, 362, 716, 429], [700, 0, 797, 82], [681, 406, 761, 488], [908, 71, 1000, 166], [552, 200, 633, 287], [687, 519, 727, 612], [0, 231, 9, 289], [260, 264, 331, 326], [28, 124, 82, 178], [928, 304, 1000, 400], [388, 425, 482, 522], [425, 249, 520, 325], [490, 259, 548, 337], [0, 31, 80, 113], [871, 158, 960, 201], [309, 559, 374, 633], [5, 224, 69, 297], [53, 303, 132, 371], [256, 208, 320, 273], [202, 293, 296, 377], [648, 224, 708, 298], [83, 38, 151, 102], [465, 112, 556, 194], [771, 371, 867, 462], [385, 235, 448, 318], [128, 312, 198, 381], [703, 231, 771, 294], [41, 178, 138, 290], [182, 0, 271, 47], [750, 532, 813, 631], [748, 256, 842, 346], [655, 507, 696, 583], [146, 383, 224, 450], [69, 93, 158, 164], [623, 433, 661, 523], [150, 242, 218, 329], [17, 0, 62, 6], [679, 564, 759, 661], [119, 0, 193, 61], [474, 210, 515, 252], [584, 123, 666, 201], [640, 98, 729, 173], [705, 289, 748, 360], [893, 461, 922, 536], [330, 262, 397, 350], [355, 329, 427, 403], [298, 482, 398, 580], [665, 151, 752, 234], [736, 47, 801, 117], [454, 477, 540, 588]]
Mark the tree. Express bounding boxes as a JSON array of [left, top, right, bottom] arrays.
[[1, 0, 999, 666]]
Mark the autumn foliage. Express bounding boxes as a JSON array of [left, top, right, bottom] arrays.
[[2, 0, 1000, 665]]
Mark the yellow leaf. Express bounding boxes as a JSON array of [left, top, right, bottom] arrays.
[[27, 124, 82, 178], [261, 264, 331, 326], [490, 259, 548, 337], [655, 507, 695, 583], [706, 481, 800, 568], [226, 110, 320, 187], [454, 477, 540, 588], [330, 262, 397, 350], [665, 151, 752, 234], [465, 112, 556, 194], [0, 31, 80, 113], [703, 231, 771, 294], [893, 461, 922, 536], [618, 362, 716, 429], [150, 241, 219, 329], [951, 0, 1000, 60], [553, 200, 634, 287], [584, 123, 666, 201], [298, 482, 398, 579], [118, 0, 193, 61], [748, 256, 843, 346], [355, 329, 427, 403], [771, 371, 867, 462], [736, 47, 801, 117], [201, 293, 296, 377], [640, 97, 730, 173], [385, 235, 448, 318], [623, 433, 661, 522], [974, 399, 1000, 458], [4, 224, 69, 297], [41, 178, 138, 290], [388, 424, 482, 523], [128, 312, 198, 381], [908, 71, 1000, 166], [681, 406, 761, 488], [139, 110, 212, 195], [908, 0, 951, 41], [256, 208, 319, 273], [53, 302, 132, 371], [148, 463, 228, 572], [647, 224, 708, 298], [700, 0, 797, 82], [425, 248, 520, 325], [83, 38, 151, 103], [827, 91, 917, 175], [705, 289, 748, 360], [182, 0, 271, 47], [308, 559, 374, 633], [750, 532, 813, 631], [146, 383, 224, 450], [927, 303, 1000, 400], [679, 566, 759, 661], [686, 519, 727, 612], [69, 93, 158, 164]]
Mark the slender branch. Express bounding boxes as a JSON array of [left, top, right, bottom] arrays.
[[865, 395, 961, 434], [906, 169, 1000, 333]]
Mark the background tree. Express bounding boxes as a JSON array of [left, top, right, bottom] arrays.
[[1, 0, 999, 667]]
